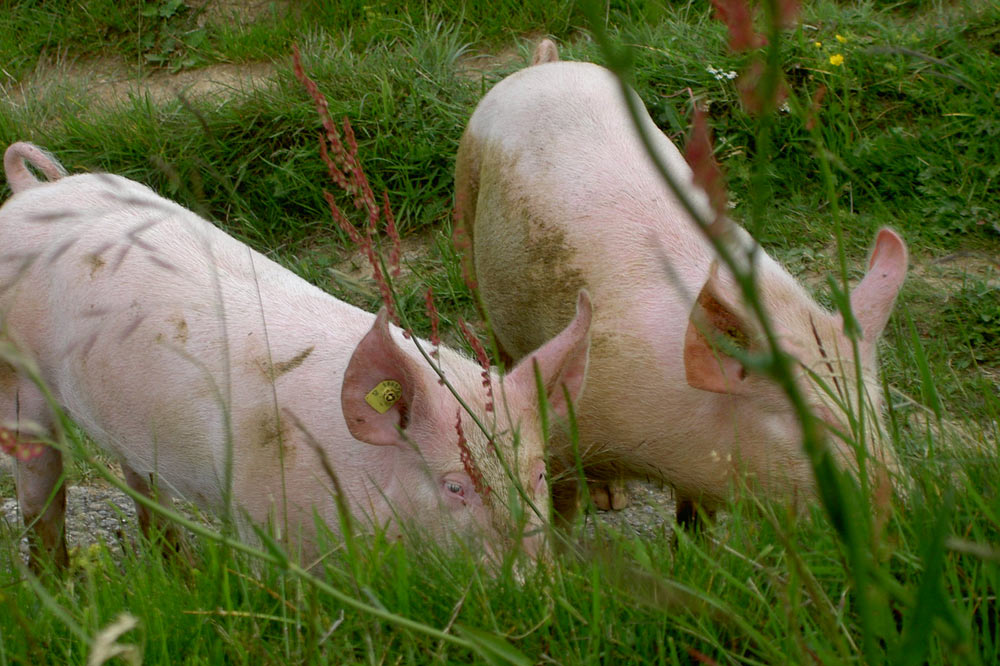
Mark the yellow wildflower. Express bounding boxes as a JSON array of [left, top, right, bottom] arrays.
[[814, 41, 822, 48], [829, 54, 845, 66], [836, 34, 847, 43]]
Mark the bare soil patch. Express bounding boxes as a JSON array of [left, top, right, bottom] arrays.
[[4, 58, 276, 110], [455, 33, 549, 80], [198, 0, 288, 26], [911, 249, 1000, 289]]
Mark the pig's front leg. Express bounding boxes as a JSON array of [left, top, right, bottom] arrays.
[[122, 464, 193, 564]]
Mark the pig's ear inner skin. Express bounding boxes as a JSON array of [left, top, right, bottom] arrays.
[[341, 309, 422, 446], [684, 271, 754, 395]]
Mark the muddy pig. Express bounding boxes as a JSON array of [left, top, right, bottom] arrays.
[[0, 141, 592, 567], [455, 41, 906, 522]]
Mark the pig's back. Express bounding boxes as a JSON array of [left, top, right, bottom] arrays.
[[464, 61, 712, 359], [0, 173, 373, 507]]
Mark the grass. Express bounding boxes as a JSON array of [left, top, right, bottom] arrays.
[[3, 458, 997, 663], [1, 0, 998, 663]]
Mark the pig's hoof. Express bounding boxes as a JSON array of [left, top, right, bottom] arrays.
[[609, 480, 630, 511], [591, 485, 611, 510], [589, 480, 630, 511]]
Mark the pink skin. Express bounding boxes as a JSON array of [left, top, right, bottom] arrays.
[[3, 142, 66, 193], [456, 47, 907, 521], [0, 142, 592, 567]]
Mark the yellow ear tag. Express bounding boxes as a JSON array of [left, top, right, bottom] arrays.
[[365, 380, 403, 414]]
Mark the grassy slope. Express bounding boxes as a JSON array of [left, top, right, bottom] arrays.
[[0, 0, 998, 663]]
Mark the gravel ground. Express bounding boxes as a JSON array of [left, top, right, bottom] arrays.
[[1, 455, 141, 561], [2, 454, 677, 562], [579, 481, 678, 541]]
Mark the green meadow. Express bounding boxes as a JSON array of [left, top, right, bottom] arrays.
[[0, 0, 998, 663]]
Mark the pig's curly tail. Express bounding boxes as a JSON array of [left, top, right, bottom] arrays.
[[532, 39, 559, 66], [4, 142, 67, 194]]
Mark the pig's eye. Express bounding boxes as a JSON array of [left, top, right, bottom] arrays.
[[444, 480, 465, 497]]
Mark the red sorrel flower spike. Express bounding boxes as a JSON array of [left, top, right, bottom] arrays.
[[736, 60, 789, 116], [777, 0, 801, 29], [294, 47, 372, 221], [294, 47, 358, 197], [317, 132, 351, 193], [456, 411, 490, 498], [424, 287, 440, 356], [481, 367, 494, 413], [684, 105, 728, 220], [452, 224, 477, 292], [458, 318, 495, 413], [293, 47, 336, 146], [805, 85, 828, 131], [458, 318, 490, 370], [342, 118, 379, 221], [295, 45, 400, 325], [323, 191, 363, 246], [371, 260, 396, 324], [383, 191, 401, 278], [451, 193, 479, 293], [710, 0, 765, 52]]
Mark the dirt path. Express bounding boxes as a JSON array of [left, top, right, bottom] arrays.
[[4, 58, 276, 110]]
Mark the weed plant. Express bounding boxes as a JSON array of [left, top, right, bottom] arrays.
[[0, 1, 998, 664]]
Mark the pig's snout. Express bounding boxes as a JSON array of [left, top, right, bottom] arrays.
[[520, 522, 549, 561]]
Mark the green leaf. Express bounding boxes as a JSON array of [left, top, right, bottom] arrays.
[[250, 523, 290, 570], [905, 309, 943, 422], [161, 0, 186, 18], [894, 496, 960, 665], [186, 27, 207, 48], [455, 625, 532, 666]]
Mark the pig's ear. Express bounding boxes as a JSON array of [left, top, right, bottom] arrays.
[[850, 228, 907, 348], [684, 265, 754, 395], [342, 309, 423, 447], [508, 290, 592, 417]]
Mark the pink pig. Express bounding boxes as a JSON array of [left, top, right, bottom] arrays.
[[0, 142, 592, 567], [455, 41, 907, 522]]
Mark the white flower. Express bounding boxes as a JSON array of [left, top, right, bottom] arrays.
[[706, 66, 738, 81]]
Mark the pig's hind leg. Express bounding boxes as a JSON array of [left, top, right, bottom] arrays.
[[675, 495, 716, 532], [6, 378, 69, 570]]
